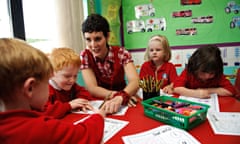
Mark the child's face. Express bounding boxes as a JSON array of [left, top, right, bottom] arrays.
[[84, 31, 108, 60], [197, 71, 215, 82], [149, 40, 165, 63], [52, 64, 79, 91]]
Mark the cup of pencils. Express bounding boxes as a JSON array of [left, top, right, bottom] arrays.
[[139, 75, 162, 100]]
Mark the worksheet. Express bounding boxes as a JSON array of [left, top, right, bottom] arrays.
[[72, 100, 128, 115], [74, 117, 129, 143], [208, 112, 240, 136], [103, 118, 129, 143], [122, 125, 200, 144]]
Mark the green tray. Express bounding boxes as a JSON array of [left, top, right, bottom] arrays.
[[142, 96, 210, 130]]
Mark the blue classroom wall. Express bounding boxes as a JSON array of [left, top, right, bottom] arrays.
[[77, 71, 85, 87], [77, 66, 239, 86]]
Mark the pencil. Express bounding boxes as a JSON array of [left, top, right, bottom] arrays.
[[98, 100, 106, 109]]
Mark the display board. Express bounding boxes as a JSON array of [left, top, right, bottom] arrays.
[[87, 0, 121, 46], [122, 0, 240, 50]]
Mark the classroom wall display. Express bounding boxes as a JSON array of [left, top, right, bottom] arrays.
[[132, 46, 240, 68], [122, 0, 240, 50], [87, 0, 121, 46]]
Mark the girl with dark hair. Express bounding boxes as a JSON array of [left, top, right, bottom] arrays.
[[174, 45, 236, 98]]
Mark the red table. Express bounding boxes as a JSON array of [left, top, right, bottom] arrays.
[[63, 96, 240, 144]]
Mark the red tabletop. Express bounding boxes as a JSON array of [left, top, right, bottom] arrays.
[[62, 96, 240, 144]]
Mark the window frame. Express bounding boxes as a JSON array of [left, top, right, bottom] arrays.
[[10, 0, 26, 40]]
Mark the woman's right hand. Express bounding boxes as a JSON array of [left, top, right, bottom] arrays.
[[93, 108, 106, 118]]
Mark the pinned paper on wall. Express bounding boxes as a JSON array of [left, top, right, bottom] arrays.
[[135, 3, 155, 19]]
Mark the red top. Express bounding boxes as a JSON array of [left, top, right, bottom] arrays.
[[0, 110, 104, 144], [174, 69, 236, 95], [139, 61, 177, 88], [235, 68, 240, 91], [234, 68, 240, 98], [80, 46, 133, 91], [44, 83, 93, 118]]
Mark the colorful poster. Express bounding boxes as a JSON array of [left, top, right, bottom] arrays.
[[122, 0, 240, 49]]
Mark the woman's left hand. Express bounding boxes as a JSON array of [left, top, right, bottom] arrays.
[[101, 96, 123, 114]]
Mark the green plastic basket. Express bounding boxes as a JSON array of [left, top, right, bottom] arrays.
[[142, 96, 210, 130]]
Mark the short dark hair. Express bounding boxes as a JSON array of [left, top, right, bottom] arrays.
[[187, 45, 223, 78], [82, 13, 110, 38]]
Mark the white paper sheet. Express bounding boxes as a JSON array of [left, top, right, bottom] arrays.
[[74, 117, 129, 143], [122, 125, 200, 144], [72, 100, 128, 116], [208, 112, 240, 135], [103, 118, 129, 143]]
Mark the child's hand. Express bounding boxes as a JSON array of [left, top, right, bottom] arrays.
[[197, 89, 211, 98], [163, 85, 174, 94], [69, 98, 93, 112]]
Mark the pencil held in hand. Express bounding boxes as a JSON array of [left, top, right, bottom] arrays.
[[98, 101, 106, 109]]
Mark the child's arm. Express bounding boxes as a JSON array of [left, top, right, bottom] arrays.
[[212, 75, 236, 96], [44, 101, 71, 118], [174, 87, 211, 98], [206, 87, 233, 96], [43, 112, 105, 144]]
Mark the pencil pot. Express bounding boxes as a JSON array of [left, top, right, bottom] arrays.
[[142, 91, 160, 100]]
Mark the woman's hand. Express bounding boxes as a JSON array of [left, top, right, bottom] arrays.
[[93, 107, 107, 118], [100, 96, 123, 114], [127, 96, 138, 107]]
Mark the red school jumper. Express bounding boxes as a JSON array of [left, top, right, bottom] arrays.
[[44, 83, 94, 118], [174, 69, 236, 95], [139, 61, 178, 88], [0, 110, 104, 144]]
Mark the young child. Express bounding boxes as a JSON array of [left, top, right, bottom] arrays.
[[139, 35, 177, 94], [0, 38, 105, 144], [173, 45, 236, 98], [44, 48, 94, 118]]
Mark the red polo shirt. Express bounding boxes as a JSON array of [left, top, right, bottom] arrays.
[[139, 61, 177, 88]]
